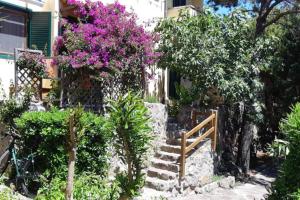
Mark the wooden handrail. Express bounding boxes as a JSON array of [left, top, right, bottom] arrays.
[[180, 109, 218, 179]]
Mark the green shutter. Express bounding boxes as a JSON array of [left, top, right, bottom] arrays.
[[29, 12, 51, 56]]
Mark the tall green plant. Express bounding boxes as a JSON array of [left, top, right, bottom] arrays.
[[109, 92, 152, 199], [269, 103, 300, 199]]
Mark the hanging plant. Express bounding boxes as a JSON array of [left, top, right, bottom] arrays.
[[16, 51, 47, 78]]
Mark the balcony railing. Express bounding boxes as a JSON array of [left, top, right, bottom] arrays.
[[167, 4, 199, 18]]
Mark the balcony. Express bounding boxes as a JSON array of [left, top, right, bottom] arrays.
[[21, 0, 46, 6], [167, 4, 200, 18]]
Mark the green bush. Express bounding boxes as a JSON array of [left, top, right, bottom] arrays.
[[269, 103, 300, 199], [36, 173, 120, 200], [15, 108, 112, 179], [109, 92, 152, 199], [0, 90, 31, 127]]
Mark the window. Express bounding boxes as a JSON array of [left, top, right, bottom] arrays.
[[0, 8, 28, 55], [173, 0, 186, 7]]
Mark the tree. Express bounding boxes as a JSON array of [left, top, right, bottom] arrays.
[[208, 0, 300, 36], [65, 107, 83, 200], [155, 10, 277, 175], [109, 92, 152, 200], [259, 15, 300, 146]]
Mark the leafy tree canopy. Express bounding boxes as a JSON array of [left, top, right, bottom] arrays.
[[207, 0, 300, 36], [156, 10, 278, 120]]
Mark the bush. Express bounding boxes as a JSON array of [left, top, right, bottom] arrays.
[[0, 90, 31, 127], [36, 173, 120, 200], [109, 92, 152, 199], [15, 108, 112, 179], [269, 103, 300, 199]]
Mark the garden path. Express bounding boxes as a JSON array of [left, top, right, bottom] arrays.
[[171, 164, 276, 200]]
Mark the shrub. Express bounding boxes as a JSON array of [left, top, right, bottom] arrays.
[[0, 89, 31, 127], [36, 173, 120, 200], [15, 108, 112, 179], [269, 103, 300, 199], [109, 92, 152, 199]]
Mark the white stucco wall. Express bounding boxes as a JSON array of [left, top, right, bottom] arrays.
[[0, 59, 15, 97]]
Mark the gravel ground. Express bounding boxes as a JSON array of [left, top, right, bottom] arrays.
[[170, 166, 277, 200]]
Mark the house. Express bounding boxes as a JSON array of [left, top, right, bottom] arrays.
[[0, 0, 202, 101], [0, 0, 59, 97]]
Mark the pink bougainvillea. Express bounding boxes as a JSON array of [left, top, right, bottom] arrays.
[[53, 0, 160, 77]]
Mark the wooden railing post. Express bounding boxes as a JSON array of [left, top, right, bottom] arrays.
[[214, 110, 218, 151], [210, 110, 218, 151], [180, 132, 186, 179]]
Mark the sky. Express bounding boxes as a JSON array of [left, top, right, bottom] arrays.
[[204, 0, 253, 15]]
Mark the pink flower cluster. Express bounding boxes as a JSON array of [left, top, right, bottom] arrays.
[[53, 0, 160, 76]]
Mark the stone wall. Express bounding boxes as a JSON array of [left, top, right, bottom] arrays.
[[181, 139, 215, 190], [145, 102, 168, 139], [144, 102, 168, 163]]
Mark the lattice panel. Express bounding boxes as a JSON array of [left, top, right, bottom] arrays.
[[60, 67, 144, 112], [61, 72, 105, 112], [14, 48, 43, 99], [17, 68, 42, 98]]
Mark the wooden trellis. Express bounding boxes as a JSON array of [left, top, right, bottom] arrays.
[[14, 48, 43, 99], [60, 70, 105, 112], [60, 69, 144, 112]]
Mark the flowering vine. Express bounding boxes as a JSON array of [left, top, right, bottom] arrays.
[[53, 0, 160, 78]]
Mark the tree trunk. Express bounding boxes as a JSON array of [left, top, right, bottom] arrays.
[[65, 114, 76, 200], [238, 121, 257, 174]]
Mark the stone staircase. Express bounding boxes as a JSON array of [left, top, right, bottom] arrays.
[[145, 138, 202, 192]]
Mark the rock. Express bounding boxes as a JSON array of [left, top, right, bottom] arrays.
[[184, 140, 214, 188], [218, 176, 235, 189], [195, 186, 203, 194], [171, 187, 179, 196], [203, 181, 219, 193]]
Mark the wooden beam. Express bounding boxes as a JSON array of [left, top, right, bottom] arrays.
[[186, 114, 215, 138], [185, 127, 215, 153]]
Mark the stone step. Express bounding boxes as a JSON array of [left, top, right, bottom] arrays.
[[147, 167, 177, 180], [135, 188, 171, 200], [151, 158, 179, 173], [160, 143, 181, 154], [155, 151, 181, 162], [145, 177, 173, 191]]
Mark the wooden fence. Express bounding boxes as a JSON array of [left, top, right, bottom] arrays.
[[180, 109, 218, 178]]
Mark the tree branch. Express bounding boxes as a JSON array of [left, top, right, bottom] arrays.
[[263, 9, 300, 29]]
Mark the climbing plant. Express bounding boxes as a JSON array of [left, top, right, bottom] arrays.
[[54, 0, 160, 107]]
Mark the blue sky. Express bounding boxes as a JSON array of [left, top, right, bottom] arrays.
[[204, 0, 253, 15]]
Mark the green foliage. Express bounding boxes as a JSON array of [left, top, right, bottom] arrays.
[[109, 92, 152, 199], [15, 108, 112, 179], [0, 90, 31, 127], [155, 9, 277, 120], [269, 103, 300, 199], [0, 188, 16, 200], [267, 137, 289, 159], [260, 15, 300, 143], [144, 95, 159, 103], [36, 173, 120, 200], [175, 83, 196, 106], [167, 100, 180, 117]]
